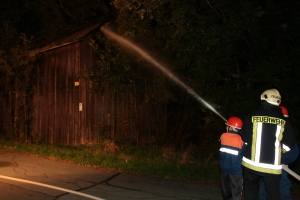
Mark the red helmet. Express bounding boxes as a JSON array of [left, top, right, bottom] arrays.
[[225, 116, 243, 129], [280, 106, 289, 117]]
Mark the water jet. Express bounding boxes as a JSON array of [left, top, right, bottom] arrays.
[[100, 24, 226, 122]]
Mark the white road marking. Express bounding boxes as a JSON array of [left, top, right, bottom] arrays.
[[0, 174, 105, 200]]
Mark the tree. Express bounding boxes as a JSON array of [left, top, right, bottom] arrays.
[[1, 0, 300, 145], [111, 0, 300, 144]]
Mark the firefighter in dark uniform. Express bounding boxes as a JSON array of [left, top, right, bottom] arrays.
[[241, 89, 296, 200]]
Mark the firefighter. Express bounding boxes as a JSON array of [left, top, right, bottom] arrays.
[[219, 116, 246, 200], [241, 89, 296, 200], [259, 106, 299, 200]]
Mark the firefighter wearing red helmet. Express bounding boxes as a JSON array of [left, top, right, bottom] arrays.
[[219, 116, 246, 200]]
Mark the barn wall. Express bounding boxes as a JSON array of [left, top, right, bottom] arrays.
[[31, 33, 167, 145]]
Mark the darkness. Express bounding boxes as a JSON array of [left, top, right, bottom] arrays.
[[0, 0, 300, 146]]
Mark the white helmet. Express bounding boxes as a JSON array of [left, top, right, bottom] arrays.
[[260, 89, 281, 106]]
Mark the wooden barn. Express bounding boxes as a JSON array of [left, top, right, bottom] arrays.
[[12, 23, 167, 145]]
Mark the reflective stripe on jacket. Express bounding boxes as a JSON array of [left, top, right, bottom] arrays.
[[220, 132, 245, 175], [241, 102, 296, 176]]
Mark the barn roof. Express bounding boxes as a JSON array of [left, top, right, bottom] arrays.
[[54, 22, 102, 45], [29, 22, 102, 57]]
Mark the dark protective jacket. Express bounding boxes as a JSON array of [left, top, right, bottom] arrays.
[[219, 131, 246, 175], [241, 101, 296, 176]]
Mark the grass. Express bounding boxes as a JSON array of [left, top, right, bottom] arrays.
[[1, 138, 300, 197], [0, 139, 220, 185]]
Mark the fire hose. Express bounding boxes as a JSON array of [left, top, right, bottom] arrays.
[[282, 164, 300, 181]]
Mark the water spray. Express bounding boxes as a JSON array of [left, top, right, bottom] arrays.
[[100, 25, 226, 122], [100, 25, 300, 181]]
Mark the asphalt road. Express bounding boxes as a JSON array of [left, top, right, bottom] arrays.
[[0, 152, 222, 200]]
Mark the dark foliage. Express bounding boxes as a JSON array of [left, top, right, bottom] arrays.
[[0, 0, 300, 146]]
